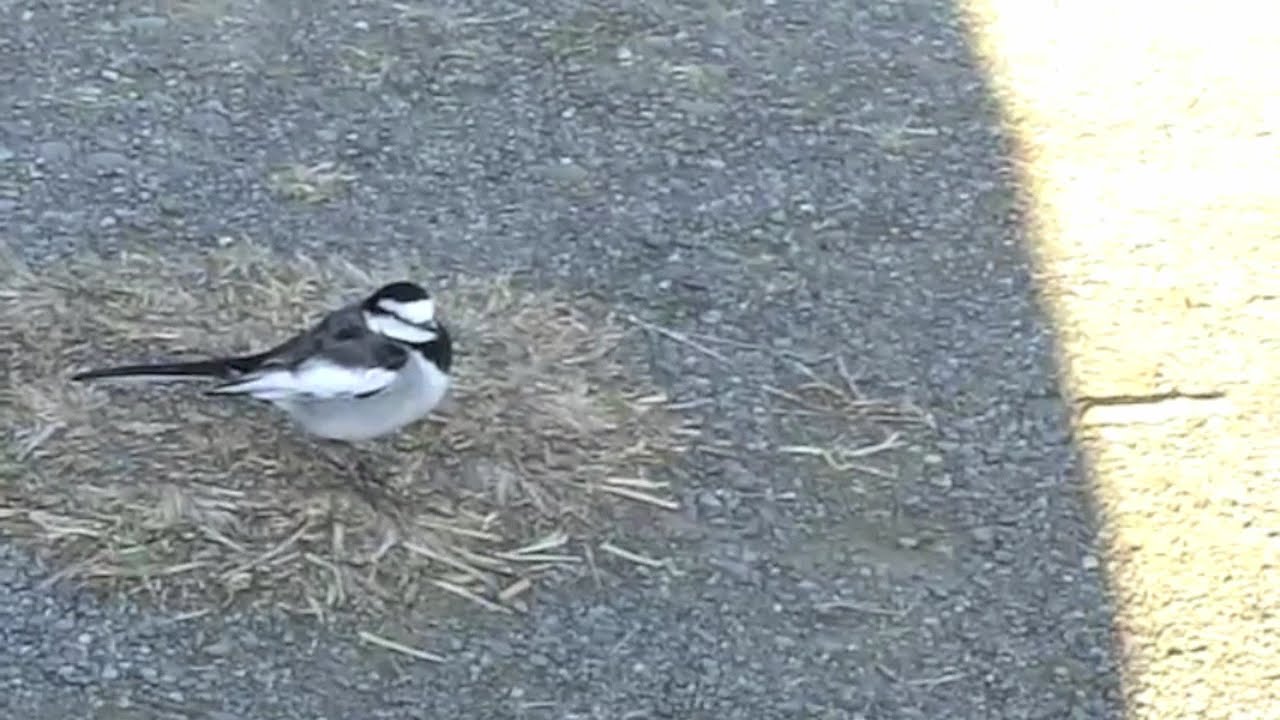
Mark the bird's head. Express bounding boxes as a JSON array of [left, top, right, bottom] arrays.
[[361, 281, 442, 345]]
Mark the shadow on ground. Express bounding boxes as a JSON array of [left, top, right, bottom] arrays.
[[0, 0, 1125, 717]]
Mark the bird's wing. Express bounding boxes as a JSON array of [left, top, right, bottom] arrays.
[[207, 355, 400, 400], [208, 308, 409, 401]]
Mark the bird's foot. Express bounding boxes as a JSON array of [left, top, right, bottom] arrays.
[[348, 452, 406, 522], [312, 442, 399, 519]]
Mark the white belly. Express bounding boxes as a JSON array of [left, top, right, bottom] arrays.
[[274, 352, 450, 442]]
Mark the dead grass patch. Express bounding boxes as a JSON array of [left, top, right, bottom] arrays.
[[539, 7, 656, 63], [265, 161, 355, 204], [0, 241, 696, 619]]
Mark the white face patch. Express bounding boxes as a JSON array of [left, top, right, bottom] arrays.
[[364, 311, 438, 344], [377, 297, 435, 325]]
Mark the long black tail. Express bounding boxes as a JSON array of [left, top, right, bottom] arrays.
[[70, 355, 261, 382]]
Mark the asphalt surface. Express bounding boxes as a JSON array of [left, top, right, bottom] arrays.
[[1, 1, 1125, 718]]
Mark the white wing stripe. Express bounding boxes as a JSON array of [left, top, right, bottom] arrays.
[[211, 359, 397, 400]]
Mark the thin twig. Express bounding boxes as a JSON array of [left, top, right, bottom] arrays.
[[623, 314, 732, 365], [164, 609, 212, 623], [815, 600, 906, 617], [770, 408, 830, 418], [695, 444, 740, 459], [402, 542, 490, 585], [834, 355, 866, 401], [430, 579, 513, 614], [89, 561, 208, 579], [411, 520, 502, 542], [603, 476, 670, 490], [15, 422, 64, 460], [906, 672, 965, 688], [762, 385, 832, 414], [368, 529, 398, 564], [492, 552, 581, 564], [777, 439, 901, 477], [304, 552, 346, 607], [508, 531, 569, 556], [357, 630, 445, 663], [599, 542, 666, 569], [844, 433, 904, 458], [843, 461, 897, 480], [498, 577, 532, 603], [448, 7, 531, 26], [597, 484, 680, 510], [222, 520, 310, 580], [37, 556, 94, 589], [682, 331, 831, 365], [665, 397, 714, 411], [789, 361, 849, 399], [584, 543, 603, 589]]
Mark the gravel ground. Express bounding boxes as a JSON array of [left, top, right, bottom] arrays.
[[1, 1, 1124, 718]]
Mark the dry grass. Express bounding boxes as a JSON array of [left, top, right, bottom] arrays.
[[0, 241, 697, 619], [540, 7, 653, 63], [265, 162, 356, 204]]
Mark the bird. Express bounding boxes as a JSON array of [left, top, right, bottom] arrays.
[[70, 281, 453, 488]]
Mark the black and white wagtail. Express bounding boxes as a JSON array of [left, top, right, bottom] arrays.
[[71, 281, 453, 447]]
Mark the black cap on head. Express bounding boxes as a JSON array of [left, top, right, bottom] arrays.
[[364, 282, 432, 316], [368, 281, 430, 304]]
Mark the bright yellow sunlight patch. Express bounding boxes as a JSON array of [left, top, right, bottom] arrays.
[[964, 1, 1280, 717], [0, 241, 697, 621]]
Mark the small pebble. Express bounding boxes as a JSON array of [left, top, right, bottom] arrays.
[[971, 526, 996, 544], [86, 151, 129, 175], [204, 639, 233, 657]]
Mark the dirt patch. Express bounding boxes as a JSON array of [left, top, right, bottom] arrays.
[[0, 241, 697, 620]]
